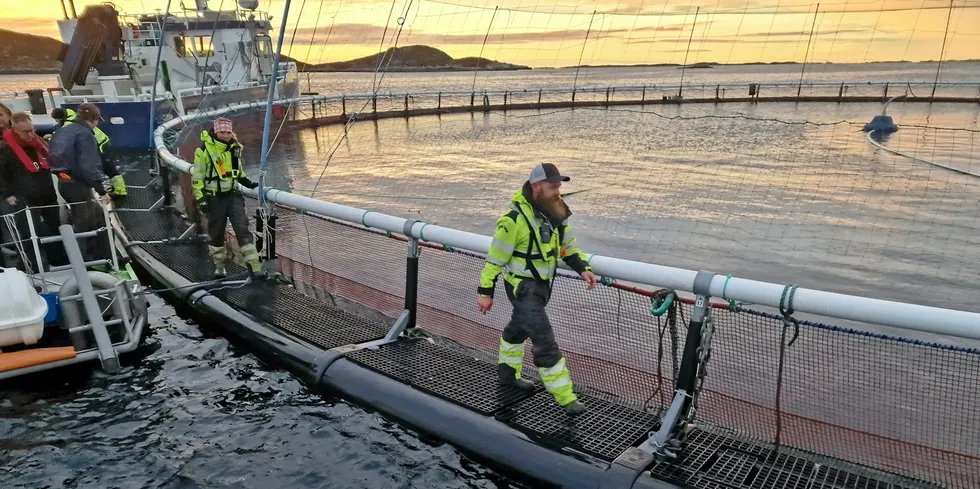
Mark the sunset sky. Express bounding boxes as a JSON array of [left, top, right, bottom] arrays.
[[1, 0, 978, 66]]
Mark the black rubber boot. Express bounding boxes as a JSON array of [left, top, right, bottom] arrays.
[[497, 364, 535, 391], [563, 399, 587, 416]]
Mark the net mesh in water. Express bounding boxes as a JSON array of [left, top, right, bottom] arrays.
[[268, 206, 979, 489]]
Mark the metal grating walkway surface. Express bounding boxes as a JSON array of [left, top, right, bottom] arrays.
[[112, 163, 388, 352], [648, 430, 924, 489], [498, 391, 661, 461], [214, 282, 389, 350], [114, 206, 191, 243], [347, 339, 540, 415]]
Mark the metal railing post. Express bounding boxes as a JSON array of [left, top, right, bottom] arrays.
[[160, 156, 172, 207], [23, 207, 46, 285], [403, 220, 420, 329], [58, 224, 119, 372], [640, 271, 715, 460]]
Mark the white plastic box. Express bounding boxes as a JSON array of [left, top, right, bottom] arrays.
[[0, 267, 48, 347]]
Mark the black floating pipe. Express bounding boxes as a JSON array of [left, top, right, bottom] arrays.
[[68, 0, 77, 18], [60, 0, 69, 19], [321, 359, 605, 489], [190, 290, 321, 380], [128, 245, 683, 489]]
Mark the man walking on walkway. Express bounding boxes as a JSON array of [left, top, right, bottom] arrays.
[[477, 163, 597, 416]]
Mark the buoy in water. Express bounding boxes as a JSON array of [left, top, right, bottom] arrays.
[[864, 114, 898, 133], [863, 95, 903, 133]]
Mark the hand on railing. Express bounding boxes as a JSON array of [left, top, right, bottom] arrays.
[[581, 271, 597, 290]]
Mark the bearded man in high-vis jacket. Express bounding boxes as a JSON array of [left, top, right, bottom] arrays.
[[478, 163, 597, 416]]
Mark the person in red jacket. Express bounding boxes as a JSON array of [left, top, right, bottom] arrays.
[[0, 112, 67, 269]]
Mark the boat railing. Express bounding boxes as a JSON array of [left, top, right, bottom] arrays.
[[62, 93, 157, 104], [2, 200, 120, 288], [0, 201, 147, 379]]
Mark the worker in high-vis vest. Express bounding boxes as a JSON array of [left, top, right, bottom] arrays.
[[51, 107, 127, 196], [477, 163, 598, 416], [192, 117, 262, 279]]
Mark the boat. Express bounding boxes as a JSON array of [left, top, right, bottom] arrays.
[[0, 201, 149, 380], [0, 0, 298, 148]]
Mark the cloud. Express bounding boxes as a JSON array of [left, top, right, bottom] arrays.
[[738, 28, 871, 37], [287, 20, 713, 47], [628, 35, 896, 45]]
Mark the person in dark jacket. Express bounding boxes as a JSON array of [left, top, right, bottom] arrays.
[[48, 103, 112, 263], [0, 112, 67, 269], [51, 107, 127, 196]]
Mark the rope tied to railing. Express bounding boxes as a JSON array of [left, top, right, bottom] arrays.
[[642, 287, 680, 413], [779, 284, 801, 346], [722, 274, 747, 311], [649, 288, 676, 317], [774, 283, 801, 451]]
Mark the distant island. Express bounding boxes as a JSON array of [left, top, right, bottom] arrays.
[[0, 28, 64, 74], [294, 45, 531, 72]]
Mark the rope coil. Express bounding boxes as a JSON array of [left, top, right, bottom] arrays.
[[650, 288, 676, 317]]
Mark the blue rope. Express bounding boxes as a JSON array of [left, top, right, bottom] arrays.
[[740, 307, 980, 355]]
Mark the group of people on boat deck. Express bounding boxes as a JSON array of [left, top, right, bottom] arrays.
[[0, 102, 119, 270]]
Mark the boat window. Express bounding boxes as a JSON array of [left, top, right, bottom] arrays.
[[195, 36, 214, 57], [254, 35, 272, 57], [174, 36, 189, 57]]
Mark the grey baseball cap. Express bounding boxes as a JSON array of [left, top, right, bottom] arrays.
[[528, 163, 570, 184]]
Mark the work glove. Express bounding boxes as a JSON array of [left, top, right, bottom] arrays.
[[238, 177, 259, 190], [197, 198, 208, 216]]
